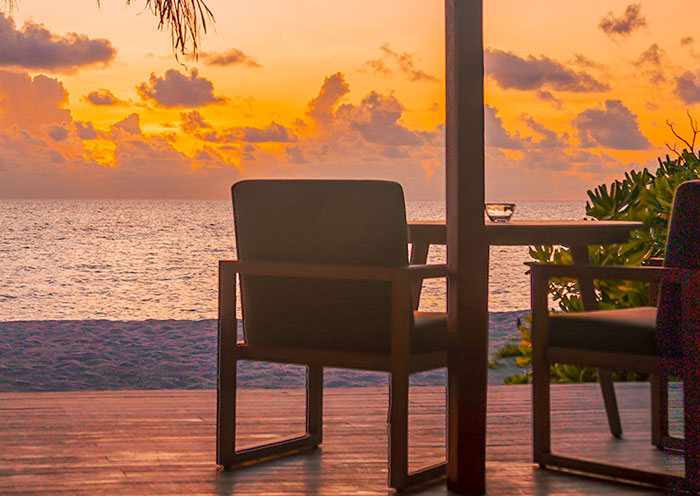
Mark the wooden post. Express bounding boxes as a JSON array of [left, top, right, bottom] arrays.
[[445, 1, 488, 494]]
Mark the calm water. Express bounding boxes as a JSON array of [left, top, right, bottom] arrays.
[[0, 200, 586, 321]]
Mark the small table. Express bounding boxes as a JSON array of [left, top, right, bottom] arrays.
[[408, 219, 644, 437], [408, 220, 643, 308], [409, 219, 642, 249]]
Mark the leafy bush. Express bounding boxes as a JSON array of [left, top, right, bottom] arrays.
[[502, 118, 700, 384]]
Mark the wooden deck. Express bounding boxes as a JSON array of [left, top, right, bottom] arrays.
[[0, 383, 681, 495]]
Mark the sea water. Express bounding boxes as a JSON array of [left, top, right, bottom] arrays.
[[0, 199, 585, 320]]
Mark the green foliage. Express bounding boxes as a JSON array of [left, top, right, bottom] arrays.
[[502, 122, 700, 384], [494, 343, 523, 358]]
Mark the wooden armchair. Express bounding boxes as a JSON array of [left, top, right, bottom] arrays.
[[530, 180, 700, 491], [216, 180, 448, 490]]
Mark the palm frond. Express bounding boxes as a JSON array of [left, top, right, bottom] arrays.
[[117, 0, 214, 59], [127, 0, 214, 59], [0, 0, 17, 13]]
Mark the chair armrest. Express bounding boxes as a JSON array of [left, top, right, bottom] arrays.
[[219, 260, 447, 282], [408, 222, 446, 245], [527, 263, 692, 284], [406, 264, 448, 280]]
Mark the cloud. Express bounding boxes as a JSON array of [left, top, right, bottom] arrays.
[[0, 70, 241, 198], [360, 58, 391, 76], [112, 113, 142, 135], [0, 70, 71, 130], [681, 36, 695, 47], [183, 74, 434, 153], [485, 48, 608, 92], [306, 72, 350, 128], [180, 110, 214, 136], [227, 73, 445, 198], [342, 91, 426, 146], [485, 106, 569, 150], [237, 122, 297, 143], [201, 48, 261, 67], [599, 4, 647, 38], [0, 70, 103, 196], [45, 123, 69, 141], [174, 72, 443, 198], [137, 69, 225, 108], [2, 69, 660, 201], [485, 105, 526, 149], [0, 71, 436, 198], [633, 44, 666, 83], [674, 71, 700, 104], [360, 44, 438, 82], [570, 54, 604, 69], [75, 121, 97, 139], [83, 89, 125, 106], [522, 116, 570, 148], [180, 110, 297, 143], [634, 44, 664, 67], [535, 90, 562, 108], [485, 145, 633, 200], [285, 145, 308, 164], [573, 100, 651, 150], [105, 138, 240, 198], [0, 13, 115, 72], [379, 44, 438, 82]]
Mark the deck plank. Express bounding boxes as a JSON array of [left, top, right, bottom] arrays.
[[0, 383, 679, 495]]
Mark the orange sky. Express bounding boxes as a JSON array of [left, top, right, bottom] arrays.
[[0, 1, 698, 200]]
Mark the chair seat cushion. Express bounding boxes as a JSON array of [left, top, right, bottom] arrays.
[[246, 311, 447, 355], [412, 312, 447, 353], [549, 306, 657, 355]]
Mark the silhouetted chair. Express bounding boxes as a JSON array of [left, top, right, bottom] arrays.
[[530, 180, 700, 491], [216, 179, 448, 490]]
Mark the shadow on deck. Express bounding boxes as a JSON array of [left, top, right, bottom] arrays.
[[0, 383, 678, 495]]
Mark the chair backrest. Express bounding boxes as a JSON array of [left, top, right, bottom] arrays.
[[232, 179, 409, 353], [656, 180, 700, 356]]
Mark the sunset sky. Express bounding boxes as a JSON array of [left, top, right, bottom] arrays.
[[1, 0, 698, 200]]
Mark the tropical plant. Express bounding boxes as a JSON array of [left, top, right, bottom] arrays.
[[502, 115, 700, 384]]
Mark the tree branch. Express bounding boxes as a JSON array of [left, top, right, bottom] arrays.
[[666, 119, 695, 152], [665, 141, 682, 158], [687, 109, 699, 153]]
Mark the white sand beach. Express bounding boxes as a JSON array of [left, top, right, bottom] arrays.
[[0, 312, 528, 392]]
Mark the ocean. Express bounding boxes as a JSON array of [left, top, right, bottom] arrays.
[[0, 199, 587, 390]]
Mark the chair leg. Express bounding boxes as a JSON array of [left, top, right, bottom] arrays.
[[649, 373, 663, 448], [532, 354, 551, 466], [216, 265, 238, 468], [387, 369, 447, 491], [686, 374, 700, 492], [598, 369, 622, 438], [217, 357, 322, 470], [659, 374, 687, 452], [307, 365, 323, 445], [217, 357, 237, 467], [389, 368, 410, 490]]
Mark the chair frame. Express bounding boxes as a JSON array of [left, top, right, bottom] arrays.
[[216, 260, 449, 490], [531, 262, 700, 492]]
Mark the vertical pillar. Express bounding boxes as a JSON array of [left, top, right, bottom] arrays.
[[445, 1, 488, 494]]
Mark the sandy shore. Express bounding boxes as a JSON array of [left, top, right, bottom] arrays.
[[0, 313, 527, 392]]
